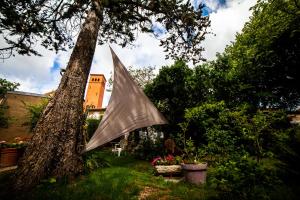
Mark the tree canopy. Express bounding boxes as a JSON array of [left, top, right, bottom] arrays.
[[0, 0, 210, 63], [209, 0, 300, 109], [0, 78, 19, 99], [0, 78, 19, 128]]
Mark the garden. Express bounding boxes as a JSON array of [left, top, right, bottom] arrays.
[[0, 0, 300, 199]]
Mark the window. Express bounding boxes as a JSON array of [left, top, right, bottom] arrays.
[[92, 78, 94, 81]]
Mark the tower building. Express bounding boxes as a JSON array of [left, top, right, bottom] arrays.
[[84, 74, 106, 109]]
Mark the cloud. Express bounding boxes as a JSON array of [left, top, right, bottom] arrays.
[[202, 0, 256, 60]]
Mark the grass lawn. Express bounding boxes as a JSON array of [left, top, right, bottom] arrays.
[[0, 150, 216, 200]]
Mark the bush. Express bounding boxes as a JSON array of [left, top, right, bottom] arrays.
[[133, 135, 165, 161], [25, 99, 48, 131], [209, 155, 280, 200], [0, 78, 19, 128], [83, 151, 111, 173], [185, 102, 291, 163], [0, 104, 9, 128], [86, 118, 101, 140], [182, 101, 294, 199]]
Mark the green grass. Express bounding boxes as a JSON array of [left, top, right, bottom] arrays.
[[0, 150, 215, 200]]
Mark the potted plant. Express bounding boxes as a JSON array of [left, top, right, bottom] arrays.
[[151, 155, 182, 175], [178, 122, 208, 185], [181, 138, 207, 185], [0, 139, 27, 167]]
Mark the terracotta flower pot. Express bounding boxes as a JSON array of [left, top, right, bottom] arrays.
[[181, 163, 208, 185], [0, 148, 18, 167]]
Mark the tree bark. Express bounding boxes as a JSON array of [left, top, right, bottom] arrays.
[[13, 3, 102, 191]]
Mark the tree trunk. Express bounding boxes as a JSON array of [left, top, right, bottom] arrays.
[[13, 3, 102, 191]]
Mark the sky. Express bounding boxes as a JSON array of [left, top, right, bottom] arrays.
[[0, 0, 256, 107]]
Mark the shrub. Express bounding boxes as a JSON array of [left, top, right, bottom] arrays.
[[133, 135, 164, 161], [0, 78, 19, 128], [209, 155, 280, 200], [183, 101, 294, 199], [83, 151, 111, 173], [0, 104, 9, 128], [86, 118, 101, 140], [25, 99, 48, 131]]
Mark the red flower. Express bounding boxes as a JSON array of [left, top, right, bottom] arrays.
[[165, 154, 174, 161]]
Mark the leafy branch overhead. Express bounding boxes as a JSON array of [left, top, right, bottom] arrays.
[[0, 0, 210, 63]]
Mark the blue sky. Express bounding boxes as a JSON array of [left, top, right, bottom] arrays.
[[50, 57, 61, 73], [194, 0, 227, 15], [0, 0, 256, 107]]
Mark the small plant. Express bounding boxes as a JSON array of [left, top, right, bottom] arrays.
[[0, 142, 26, 149], [0, 137, 28, 149], [24, 98, 49, 131], [182, 138, 201, 164], [177, 122, 202, 164], [84, 151, 111, 173]]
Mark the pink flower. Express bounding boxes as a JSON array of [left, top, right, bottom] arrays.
[[151, 157, 162, 166]]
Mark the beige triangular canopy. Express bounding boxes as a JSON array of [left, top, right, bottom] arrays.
[[85, 47, 168, 152]]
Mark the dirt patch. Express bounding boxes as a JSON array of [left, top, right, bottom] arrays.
[[139, 187, 159, 200], [138, 186, 173, 200]]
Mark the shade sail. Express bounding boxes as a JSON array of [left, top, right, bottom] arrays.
[[85, 47, 168, 152]]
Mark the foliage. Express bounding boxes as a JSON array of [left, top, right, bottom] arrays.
[[151, 154, 182, 166], [145, 60, 197, 135], [133, 134, 165, 161], [206, 0, 300, 109], [0, 0, 210, 63], [0, 142, 27, 149], [0, 78, 19, 128], [209, 155, 280, 200], [144, 60, 214, 137], [0, 104, 9, 128], [276, 125, 300, 183], [182, 101, 295, 199], [181, 138, 200, 164], [0, 78, 20, 98], [185, 102, 292, 162], [25, 99, 49, 132], [86, 118, 101, 140], [83, 151, 111, 173]]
